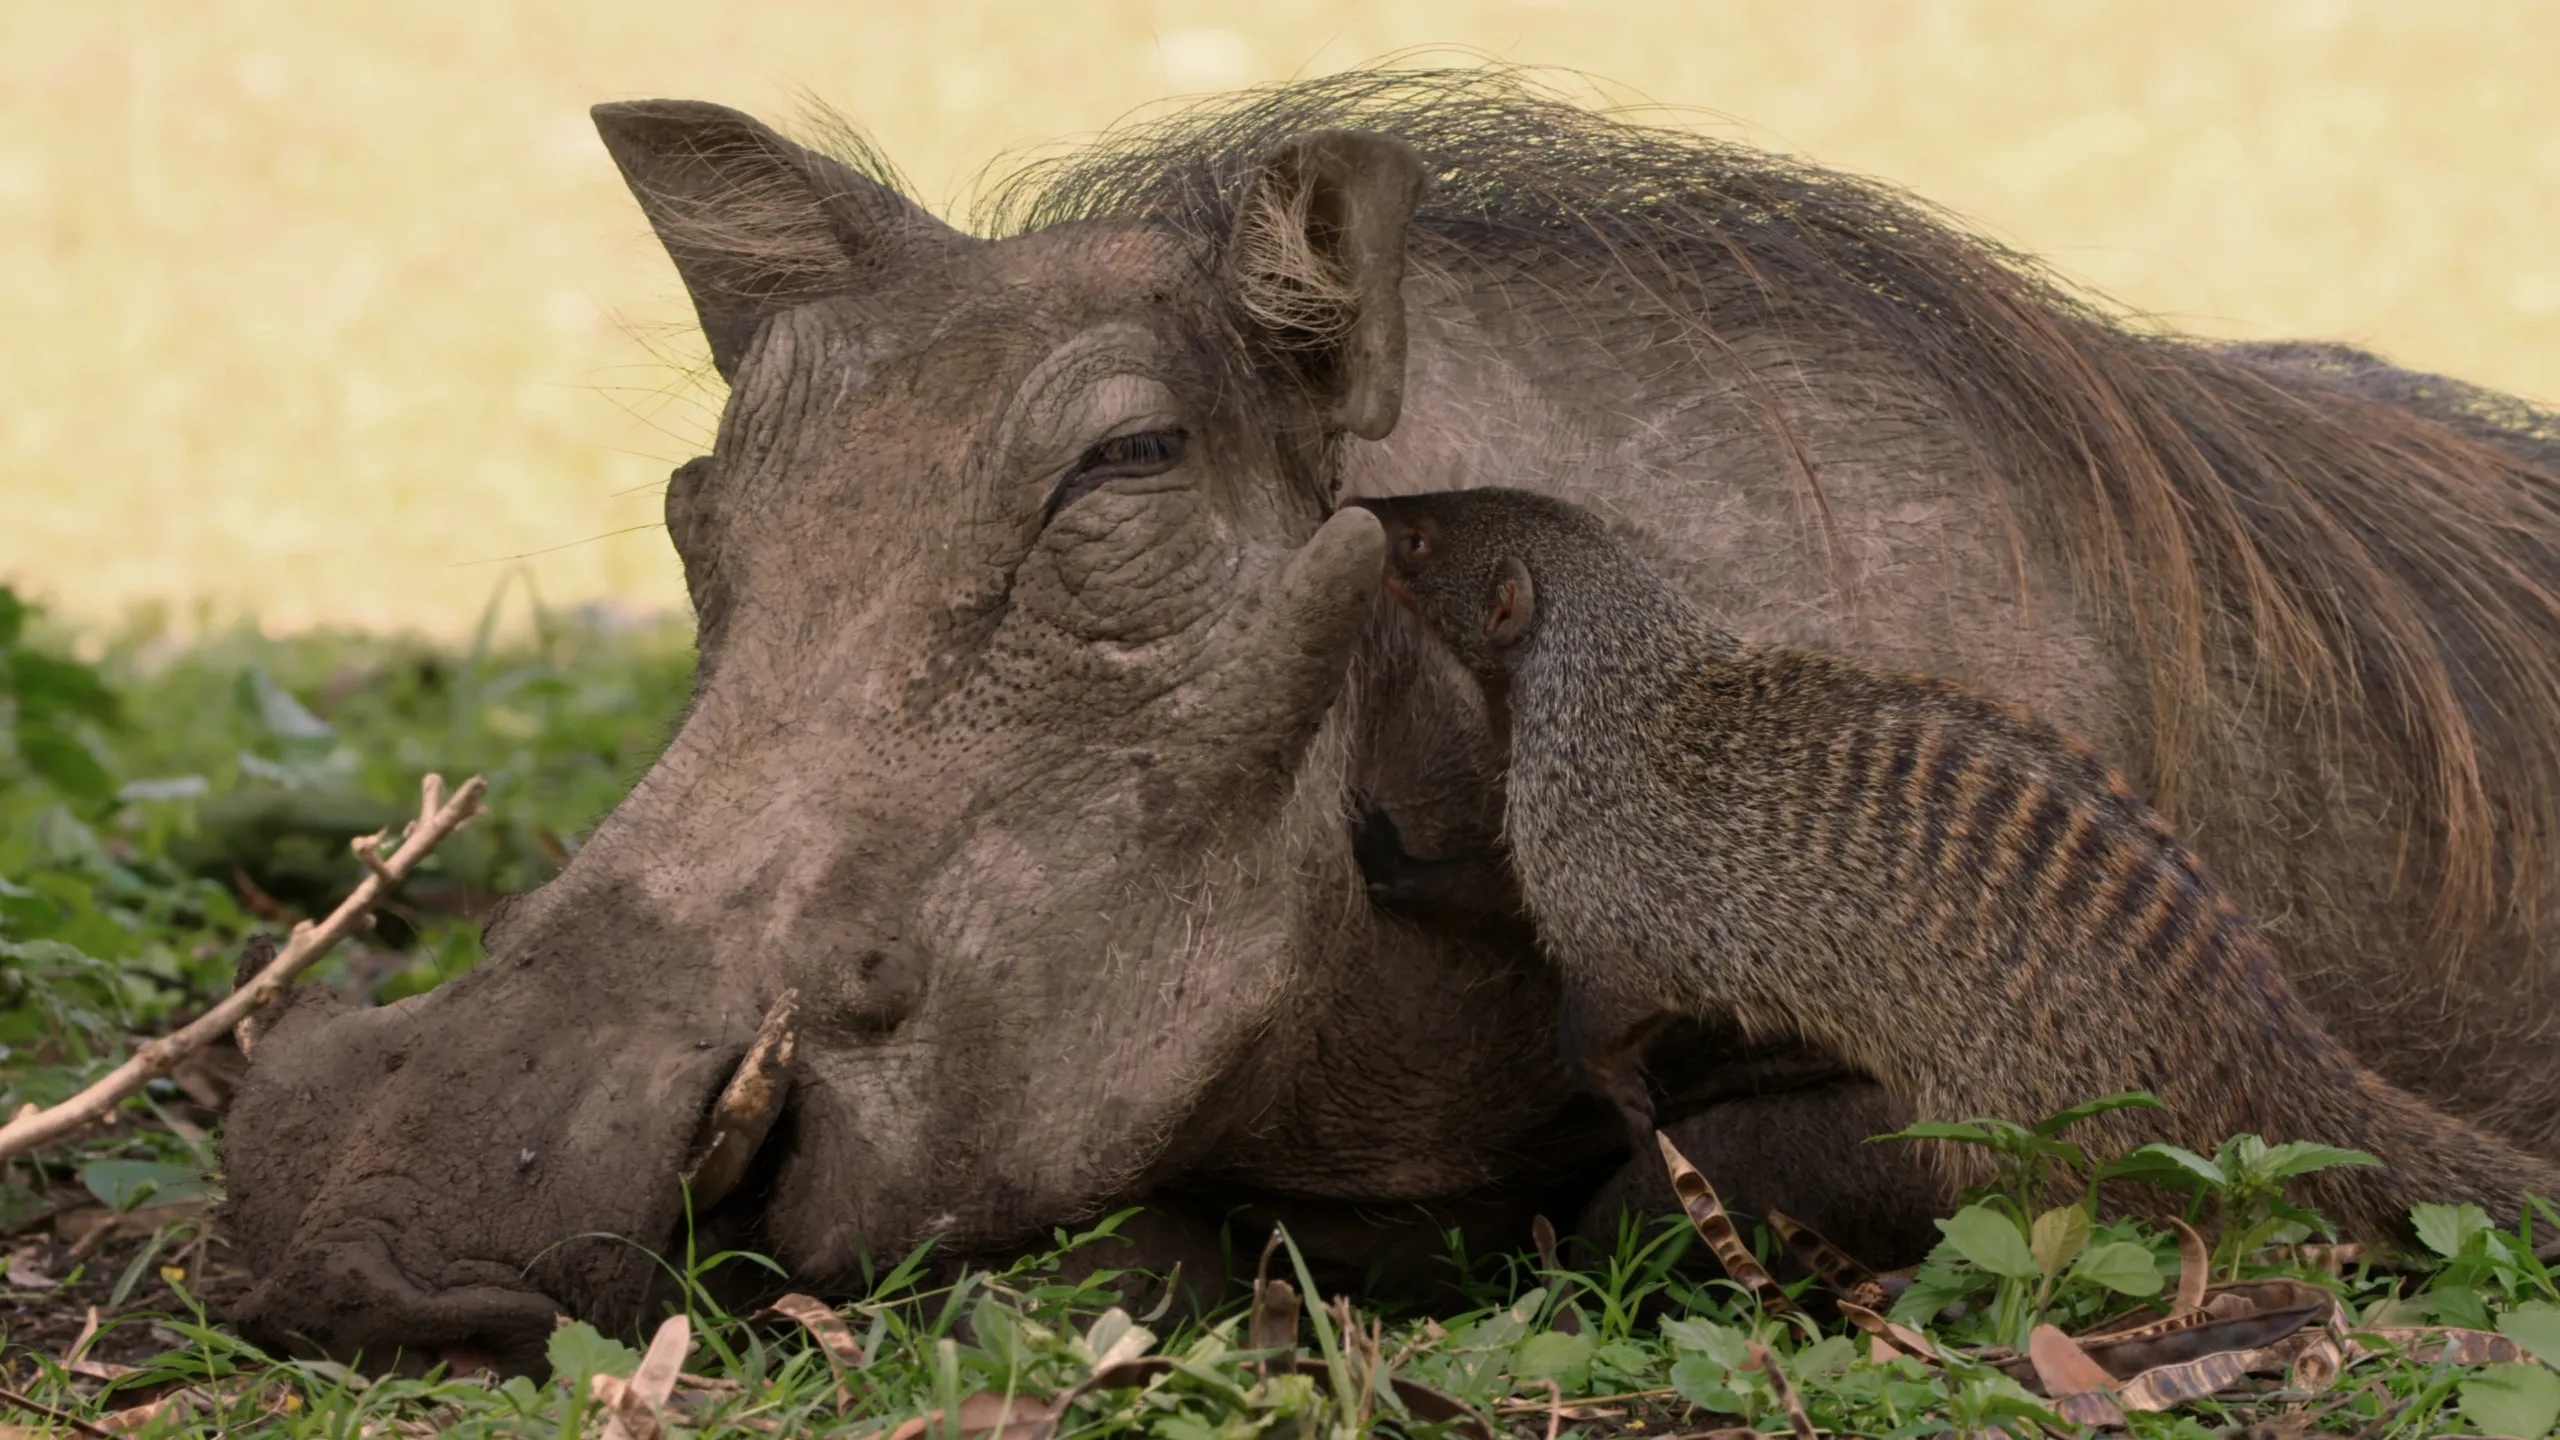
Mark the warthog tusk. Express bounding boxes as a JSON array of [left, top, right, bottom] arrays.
[[682, 989, 800, 1212]]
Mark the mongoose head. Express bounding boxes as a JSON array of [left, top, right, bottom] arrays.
[[1352, 488, 1614, 677]]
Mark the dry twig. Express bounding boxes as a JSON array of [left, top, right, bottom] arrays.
[[0, 774, 486, 1162], [0, 1384, 112, 1438]]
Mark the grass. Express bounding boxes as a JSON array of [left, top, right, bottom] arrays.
[[5, 587, 2560, 1436]]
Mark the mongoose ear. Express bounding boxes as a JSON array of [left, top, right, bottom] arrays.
[[1485, 556, 1536, 647]]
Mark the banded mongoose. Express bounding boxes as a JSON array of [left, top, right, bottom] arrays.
[[1353, 487, 2560, 1242]]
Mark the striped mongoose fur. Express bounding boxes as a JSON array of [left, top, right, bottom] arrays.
[[1354, 488, 2560, 1244]]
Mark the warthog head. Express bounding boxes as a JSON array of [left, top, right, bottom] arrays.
[[220, 101, 1432, 1370]]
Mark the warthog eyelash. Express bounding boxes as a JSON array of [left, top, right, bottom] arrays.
[[1042, 428, 1188, 525]]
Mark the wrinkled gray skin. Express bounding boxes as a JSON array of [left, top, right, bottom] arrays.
[[221, 98, 2556, 1371]]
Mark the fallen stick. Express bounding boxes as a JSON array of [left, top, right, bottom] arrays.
[[0, 773, 486, 1163]]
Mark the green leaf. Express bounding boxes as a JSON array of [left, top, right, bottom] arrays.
[[1890, 1256, 1989, 1325], [8, 649, 119, 724], [2030, 1206, 2092, 1281], [2252, 1141, 2379, 1181], [1870, 1119, 2000, 1146], [2499, 1302, 2560, 1370], [545, 1320, 636, 1383], [16, 723, 117, 801], [2031, 1091, 2161, 1137], [2459, 1363, 2560, 1440], [2411, 1202, 2495, 1260], [78, 1160, 206, 1212], [1660, 1316, 1750, 1368], [2103, 1143, 2226, 1191], [1793, 1335, 1858, 1378], [1594, 1340, 1655, 1377], [1936, 1203, 2040, 1280], [244, 666, 336, 742], [2068, 1241, 2165, 1297], [1512, 1330, 1592, 1382], [2429, 1284, 2492, 1333], [0, 587, 24, 647], [973, 1294, 1021, 1368], [1668, 1353, 1741, 1413]]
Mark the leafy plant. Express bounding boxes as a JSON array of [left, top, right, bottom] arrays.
[[2101, 1133, 2379, 1278], [1877, 1092, 2169, 1346], [2391, 1198, 2560, 1329], [0, 587, 124, 804], [1874, 1090, 2163, 1213]]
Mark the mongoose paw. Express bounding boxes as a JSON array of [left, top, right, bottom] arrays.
[[1595, 1067, 1659, 1156]]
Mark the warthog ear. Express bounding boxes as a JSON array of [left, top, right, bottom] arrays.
[[592, 100, 960, 381], [1227, 131, 1426, 442]]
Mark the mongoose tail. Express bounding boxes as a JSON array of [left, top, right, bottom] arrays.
[[1356, 488, 2560, 1249]]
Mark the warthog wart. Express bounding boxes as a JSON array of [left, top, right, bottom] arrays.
[[219, 69, 2560, 1371]]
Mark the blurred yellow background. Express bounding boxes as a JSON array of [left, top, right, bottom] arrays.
[[4, 1, 2555, 638]]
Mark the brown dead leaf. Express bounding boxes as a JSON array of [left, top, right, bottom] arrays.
[[1742, 1342, 1816, 1440], [2078, 1302, 2220, 1344], [758, 1293, 870, 1409], [59, 1307, 135, 1384], [1491, 1400, 1628, 1420], [1530, 1214, 1583, 1336], [1838, 1301, 1937, 1361], [1767, 1208, 1880, 1294], [1655, 1132, 1790, 1313], [167, 1044, 245, 1113], [1248, 1225, 1301, 1369], [757, 1293, 866, 1367], [2253, 1242, 2362, 1276], [2116, 1346, 2261, 1412], [1249, 1275, 1299, 1354], [2348, 1326, 2527, 1367], [64, 1306, 99, 1367], [4, 1247, 53, 1290], [2169, 1218, 2210, 1316], [2264, 1326, 2344, 1391], [99, 1386, 212, 1434], [886, 1391, 1059, 1440], [1994, 1304, 2326, 1392], [596, 1313, 689, 1440], [57, 1201, 205, 1261], [2027, 1324, 2121, 1394], [2026, 1325, 2128, 1428], [2208, 1278, 2350, 1328]]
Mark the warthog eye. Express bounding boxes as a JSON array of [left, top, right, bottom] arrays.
[[1044, 428, 1188, 524]]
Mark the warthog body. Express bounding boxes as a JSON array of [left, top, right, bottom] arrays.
[[222, 72, 2560, 1369]]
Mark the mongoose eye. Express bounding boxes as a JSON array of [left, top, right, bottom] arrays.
[[1398, 531, 1431, 562]]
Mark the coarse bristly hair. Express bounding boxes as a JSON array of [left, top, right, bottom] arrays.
[[793, 65, 2560, 974]]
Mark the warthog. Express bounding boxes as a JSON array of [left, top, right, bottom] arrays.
[[222, 71, 2560, 1369]]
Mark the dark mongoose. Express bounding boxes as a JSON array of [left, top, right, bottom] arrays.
[[1354, 487, 2560, 1243]]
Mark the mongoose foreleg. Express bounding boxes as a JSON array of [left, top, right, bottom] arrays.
[[1558, 986, 1675, 1155], [1352, 801, 1524, 925]]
